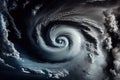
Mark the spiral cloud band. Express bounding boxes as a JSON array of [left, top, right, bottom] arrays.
[[1, 0, 120, 80]]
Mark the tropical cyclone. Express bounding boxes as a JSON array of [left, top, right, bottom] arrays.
[[0, 0, 120, 80]]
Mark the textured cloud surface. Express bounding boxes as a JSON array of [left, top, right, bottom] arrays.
[[0, 0, 120, 80]]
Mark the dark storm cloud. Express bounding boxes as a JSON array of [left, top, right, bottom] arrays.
[[1, 0, 120, 80]]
